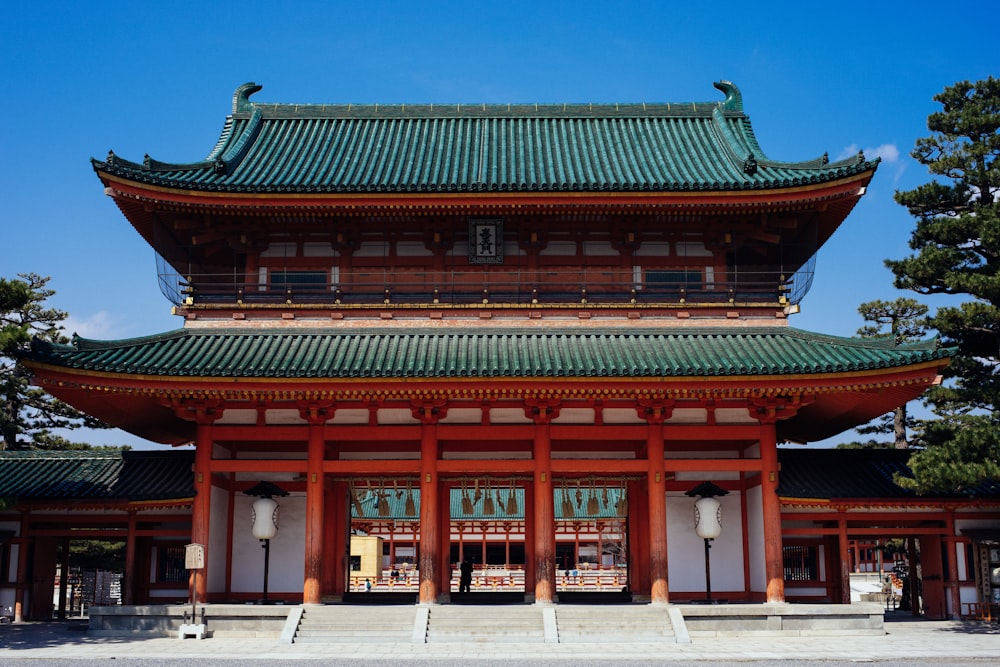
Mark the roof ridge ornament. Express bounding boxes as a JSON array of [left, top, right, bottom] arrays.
[[713, 80, 743, 112], [233, 82, 263, 113]]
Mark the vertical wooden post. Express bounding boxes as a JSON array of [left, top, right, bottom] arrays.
[[523, 481, 535, 595], [628, 479, 649, 597], [123, 511, 137, 606], [413, 401, 445, 604], [945, 511, 961, 619], [838, 512, 851, 604], [58, 538, 70, 618], [191, 415, 215, 603], [759, 421, 784, 603], [302, 405, 331, 605], [527, 400, 557, 603], [325, 481, 345, 599], [643, 407, 669, 604], [438, 479, 452, 597]]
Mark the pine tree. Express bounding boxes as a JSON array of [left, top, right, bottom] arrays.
[[0, 273, 108, 450], [887, 77, 1000, 492], [854, 298, 929, 448]]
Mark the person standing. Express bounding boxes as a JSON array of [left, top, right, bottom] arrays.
[[459, 557, 473, 594]]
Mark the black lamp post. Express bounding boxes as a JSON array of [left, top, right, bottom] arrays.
[[686, 481, 729, 604], [244, 481, 288, 604]]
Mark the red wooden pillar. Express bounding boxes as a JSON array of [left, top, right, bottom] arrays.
[[325, 480, 346, 599], [13, 513, 29, 622], [191, 414, 216, 603], [527, 400, 558, 603], [438, 479, 452, 597], [628, 479, 649, 597], [523, 481, 535, 593], [123, 510, 137, 605], [945, 511, 961, 619], [640, 403, 669, 604], [837, 512, 851, 604], [302, 405, 332, 605], [414, 401, 445, 604], [759, 421, 784, 603]]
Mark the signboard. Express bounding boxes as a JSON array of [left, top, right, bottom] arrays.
[[185, 543, 205, 570], [468, 218, 504, 264]]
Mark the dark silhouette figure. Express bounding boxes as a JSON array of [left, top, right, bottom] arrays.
[[459, 558, 473, 594]]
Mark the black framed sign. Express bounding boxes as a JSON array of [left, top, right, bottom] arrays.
[[468, 218, 504, 264]]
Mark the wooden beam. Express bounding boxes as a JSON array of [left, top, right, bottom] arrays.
[[783, 526, 950, 536]]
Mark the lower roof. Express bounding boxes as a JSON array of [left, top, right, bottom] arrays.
[[21, 326, 951, 445], [27, 326, 948, 379], [1, 448, 995, 507], [0, 449, 194, 503]]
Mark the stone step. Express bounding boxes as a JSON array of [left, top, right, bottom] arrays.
[[554, 605, 675, 643], [425, 605, 545, 643], [294, 605, 418, 643]]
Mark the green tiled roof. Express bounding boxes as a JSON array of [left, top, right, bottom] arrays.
[[93, 81, 876, 195], [27, 328, 948, 379], [0, 450, 194, 502], [778, 449, 1000, 500]]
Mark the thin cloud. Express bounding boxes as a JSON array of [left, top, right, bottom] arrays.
[[63, 311, 119, 339], [836, 143, 899, 163]]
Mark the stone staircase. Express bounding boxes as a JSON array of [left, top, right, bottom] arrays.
[[424, 604, 545, 643], [292, 604, 418, 643], [554, 604, 677, 643], [288, 603, 680, 644]]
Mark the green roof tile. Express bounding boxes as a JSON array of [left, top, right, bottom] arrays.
[[94, 82, 877, 195], [0, 450, 194, 501], [27, 328, 948, 379]]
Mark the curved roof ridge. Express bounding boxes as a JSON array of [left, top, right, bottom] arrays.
[[90, 82, 880, 194], [23, 326, 952, 380]]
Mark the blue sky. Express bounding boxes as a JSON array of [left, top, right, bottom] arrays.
[[1, 1, 996, 448]]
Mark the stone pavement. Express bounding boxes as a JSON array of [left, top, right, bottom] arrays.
[[1, 614, 999, 663]]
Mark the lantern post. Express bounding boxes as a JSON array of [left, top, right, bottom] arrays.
[[686, 482, 729, 604], [244, 481, 289, 604]]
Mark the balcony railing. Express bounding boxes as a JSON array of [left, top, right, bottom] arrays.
[[159, 268, 811, 308]]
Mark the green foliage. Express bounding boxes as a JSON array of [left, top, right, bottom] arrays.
[[1, 273, 110, 450], [835, 439, 895, 450], [66, 540, 126, 571], [888, 77, 1000, 413], [855, 298, 929, 447], [887, 77, 1000, 492], [895, 414, 1000, 494]]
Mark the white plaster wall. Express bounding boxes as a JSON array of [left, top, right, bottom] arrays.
[[746, 484, 766, 593], [229, 494, 306, 594], [207, 485, 230, 593], [666, 493, 745, 592], [1, 520, 18, 611]]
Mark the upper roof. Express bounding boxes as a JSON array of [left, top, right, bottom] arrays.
[[93, 81, 877, 195], [0, 449, 194, 503], [28, 327, 947, 379]]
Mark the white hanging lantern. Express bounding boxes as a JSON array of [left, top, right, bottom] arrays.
[[694, 496, 722, 540], [251, 496, 279, 540]]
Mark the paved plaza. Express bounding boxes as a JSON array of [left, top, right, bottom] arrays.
[[1, 613, 999, 664]]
